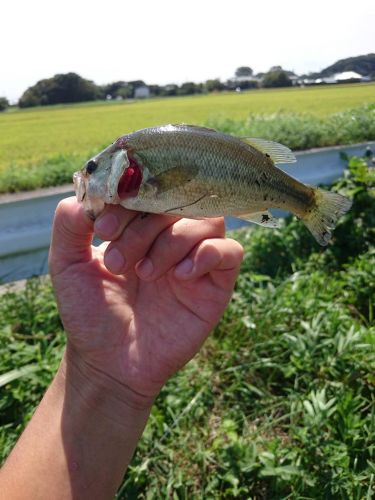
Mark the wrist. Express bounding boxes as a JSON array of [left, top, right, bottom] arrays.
[[59, 345, 155, 425], [3, 345, 154, 498]]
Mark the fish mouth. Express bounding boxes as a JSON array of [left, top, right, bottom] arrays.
[[73, 168, 105, 219], [73, 170, 86, 202], [73, 148, 143, 219]]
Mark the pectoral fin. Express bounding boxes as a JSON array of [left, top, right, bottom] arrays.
[[238, 210, 280, 228], [146, 165, 199, 194]]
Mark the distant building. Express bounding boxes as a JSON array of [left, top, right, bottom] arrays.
[[297, 77, 315, 86], [315, 77, 337, 84], [229, 70, 298, 88], [334, 71, 363, 82], [298, 70, 365, 86], [134, 86, 150, 99], [227, 74, 259, 90], [288, 73, 299, 85]]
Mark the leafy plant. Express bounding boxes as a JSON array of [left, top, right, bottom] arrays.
[[207, 103, 375, 151], [0, 158, 374, 497]]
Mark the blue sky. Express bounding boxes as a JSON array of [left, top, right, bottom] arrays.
[[1, 0, 374, 102]]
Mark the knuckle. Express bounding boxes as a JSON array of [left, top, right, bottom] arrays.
[[207, 217, 225, 235], [146, 226, 184, 267], [167, 221, 195, 246], [121, 224, 149, 257], [229, 239, 245, 262]]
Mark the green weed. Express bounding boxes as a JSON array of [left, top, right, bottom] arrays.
[[0, 158, 374, 497], [207, 103, 375, 151]]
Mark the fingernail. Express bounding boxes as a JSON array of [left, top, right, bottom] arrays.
[[95, 214, 119, 238], [136, 258, 154, 279], [175, 258, 193, 277], [104, 247, 125, 273]]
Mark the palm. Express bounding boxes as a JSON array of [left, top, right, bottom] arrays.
[[52, 245, 234, 397], [50, 199, 242, 399]]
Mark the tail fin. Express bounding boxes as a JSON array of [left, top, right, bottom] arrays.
[[302, 188, 352, 246]]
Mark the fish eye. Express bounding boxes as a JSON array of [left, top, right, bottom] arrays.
[[86, 160, 98, 174]]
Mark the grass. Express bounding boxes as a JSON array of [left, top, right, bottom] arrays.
[[208, 103, 375, 151], [0, 83, 374, 173], [1, 101, 375, 193], [0, 156, 374, 497]]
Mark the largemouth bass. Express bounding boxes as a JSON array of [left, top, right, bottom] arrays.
[[73, 124, 352, 245]]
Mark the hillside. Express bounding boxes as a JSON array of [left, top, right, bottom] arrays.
[[319, 53, 375, 77]]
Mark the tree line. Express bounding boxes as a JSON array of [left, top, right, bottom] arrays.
[[0, 66, 294, 110], [1, 54, 373, 111]]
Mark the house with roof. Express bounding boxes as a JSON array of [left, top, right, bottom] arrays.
[[334, 71, 363, 82], [134, 86, 150, 99]]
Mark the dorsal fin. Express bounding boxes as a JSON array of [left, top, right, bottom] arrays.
[[171, 124, 218, 134], [242, 138, 296, 164]]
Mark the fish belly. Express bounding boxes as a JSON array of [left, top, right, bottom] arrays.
[[120, 173, 266, 218]]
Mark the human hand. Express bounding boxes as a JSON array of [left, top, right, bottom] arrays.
[[49, 198, 243, 407]]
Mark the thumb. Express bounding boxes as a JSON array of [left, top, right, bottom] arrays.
[[49, 196, 94, 276]]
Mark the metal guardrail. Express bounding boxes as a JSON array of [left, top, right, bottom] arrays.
[[0, 142, 373, 284], [0, 186, 74, 282]]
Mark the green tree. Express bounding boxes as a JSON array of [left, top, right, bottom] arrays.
[[235, 66, 253, 78], [18, 73, 102, 108], [161, 84, 179, 96], [262, 70, 292, 88], [0, 97, 9, 111], [205, 79, 225, 92], [177, 82, 202, 96], [102, 81, 128, 99], [116, 87, 133, 99], [148, 85, 162, 96]]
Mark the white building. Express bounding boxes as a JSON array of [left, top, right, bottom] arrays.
[[134, 86, 150, 99], [309, 71, 364, 85], [315, 77, 336, 84], [334, 71, 363, 81]]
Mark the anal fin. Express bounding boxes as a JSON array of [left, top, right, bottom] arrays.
[[237, 210, 280, 228]]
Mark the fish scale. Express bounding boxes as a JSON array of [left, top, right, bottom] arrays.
[[126, 126, 296, 217], [74, 124, 352, 246]]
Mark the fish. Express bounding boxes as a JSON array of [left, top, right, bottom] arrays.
[[73, 124, 352, 246]]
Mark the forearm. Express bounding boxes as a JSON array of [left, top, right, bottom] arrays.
[[0, 348, 153, 500]]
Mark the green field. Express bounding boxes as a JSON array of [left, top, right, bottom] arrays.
[[1, 83, 374, 173]]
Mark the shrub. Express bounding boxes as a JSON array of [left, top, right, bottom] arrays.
[[0, 97, 9, 112], [207, 103, 375, 150]]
